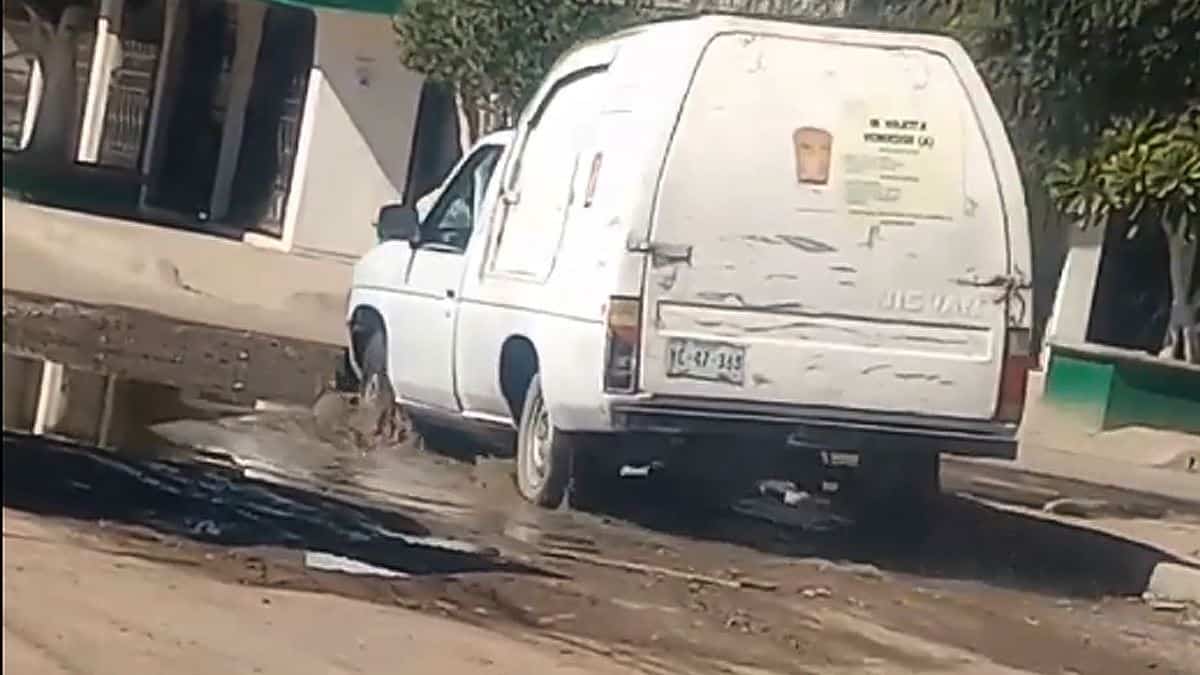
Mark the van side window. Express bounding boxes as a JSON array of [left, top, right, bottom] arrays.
[[490, 68, 606, 279], [418, 144, 503, 252]]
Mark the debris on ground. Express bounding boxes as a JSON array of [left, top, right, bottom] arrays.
[[1147, 600, 1188, 613], [1042, 497, 1168, 520], [303, 550, 409, 578], [962, 477, 1062, 510], [732, 493, 853, 532], [541, 547, 778, 591], [758, 479, 812, 506]]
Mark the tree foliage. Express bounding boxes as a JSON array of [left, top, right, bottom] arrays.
[[862, 0, 1198, 159], [1048, 111, 1200, 237], [1017, 0, 1200, 361], [864, 0, 1200, 360], [1047, 108, 1200, 360], [394, 0, 1200, 360], [393, 0, 646, 135]]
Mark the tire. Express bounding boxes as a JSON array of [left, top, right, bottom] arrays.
[[515, 374, 573, 508], [359, 331, 392, 406], [358, 330, 405, 441]]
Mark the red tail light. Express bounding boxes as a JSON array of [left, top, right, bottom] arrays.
[[604, 296, 641, 393], [996, 327, 1033, 423]]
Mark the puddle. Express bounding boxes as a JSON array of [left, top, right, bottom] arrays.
[[1, 433, 540, 578], [2, 352, 252, 454], [1, 353, 391, 499], [4, 355, 1187, 599], [1, 353, 509, 576]]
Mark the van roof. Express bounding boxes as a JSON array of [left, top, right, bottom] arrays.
[[575, 12, 962, 59]]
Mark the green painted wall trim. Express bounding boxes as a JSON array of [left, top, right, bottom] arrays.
[[269, 0, 405, 15], [1044, 343, 1200, 434], [1043, 352, 1114, 432]]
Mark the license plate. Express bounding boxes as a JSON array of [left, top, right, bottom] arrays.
[[666, 338, 746, 384]]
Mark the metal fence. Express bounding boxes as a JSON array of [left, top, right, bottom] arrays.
[[3, 20, 36, 151], [96, 40, 158, 170]]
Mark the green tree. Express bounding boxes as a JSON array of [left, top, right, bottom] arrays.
[[868, 0, 1200, 362], [1000, 0, 1199, 362], [393, 0, 646, 140], [1048, 111, 1200, 361], [395, 0, 1200, 360]]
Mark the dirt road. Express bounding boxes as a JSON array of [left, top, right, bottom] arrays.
[[4, 296, 1199, 674], [2, 509, 641, 675], [4, 430, 1199, 675]]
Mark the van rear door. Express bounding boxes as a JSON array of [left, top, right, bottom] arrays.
[[640, 33, 1015, 421]]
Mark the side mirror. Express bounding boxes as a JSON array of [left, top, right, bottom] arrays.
[[376, 204, 419, 244]]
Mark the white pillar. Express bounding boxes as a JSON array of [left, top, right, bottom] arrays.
[[97, 375, 119, 447], [77, 0, 125, 163], [209, 1, 266, 221], [32, 361, 65, 435], [20, 61, 43, 150], [1042, 223, 1106, 361]]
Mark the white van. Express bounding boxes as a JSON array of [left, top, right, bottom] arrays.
[[345, 15, 1033, 514]]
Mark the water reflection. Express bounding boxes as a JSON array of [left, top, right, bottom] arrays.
[[2, 353, 253, 451]]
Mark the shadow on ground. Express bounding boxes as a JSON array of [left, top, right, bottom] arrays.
[[1, 432, 548, 578], [277, 413, 1186, 600], [563, 472, 1185, 599]]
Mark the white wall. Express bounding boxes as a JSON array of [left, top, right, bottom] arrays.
[[277, 9, 423, 259]]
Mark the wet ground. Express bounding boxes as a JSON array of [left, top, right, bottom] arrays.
[[2, 292, 341, 406], [5, 401, 1200, 673], [3, 300, 1200, 674]]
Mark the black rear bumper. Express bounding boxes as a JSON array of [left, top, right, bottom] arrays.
[[610, 396, 1018, 459]]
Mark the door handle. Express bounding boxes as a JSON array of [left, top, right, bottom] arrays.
[[445, 289, 456, 299]]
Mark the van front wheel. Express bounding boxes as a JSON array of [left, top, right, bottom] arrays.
[[515, 374, 572, 508]]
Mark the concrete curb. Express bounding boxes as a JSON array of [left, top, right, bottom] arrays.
[[956, 491, 1200, 607], [1146, 562, 1200, 607]]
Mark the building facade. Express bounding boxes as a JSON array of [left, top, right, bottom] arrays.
[[3, 0, 459, 260]]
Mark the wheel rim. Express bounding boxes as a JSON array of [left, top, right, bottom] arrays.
[[523, 395, 551, 490]]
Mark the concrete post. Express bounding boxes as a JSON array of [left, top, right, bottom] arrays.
[[77, 0, 125, 163], [33, 362, 109, 444], [1042, 223, 1106, 364], [2, 355, 44, 432], [209, 1, 267, 221]]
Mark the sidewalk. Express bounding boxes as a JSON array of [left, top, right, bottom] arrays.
[[951, 372, 1200, 604], [2, 198, 352, 346], [1005, 372, 1200, 505]]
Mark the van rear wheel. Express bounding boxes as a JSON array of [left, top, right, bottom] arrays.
[[515, 375, 573, 508]]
